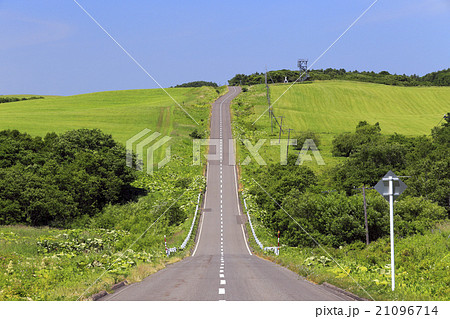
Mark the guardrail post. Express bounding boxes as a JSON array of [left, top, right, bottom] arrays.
[[244, 198, 264, 250], [180, 193, 202, 250]]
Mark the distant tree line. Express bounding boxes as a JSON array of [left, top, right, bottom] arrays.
[[0, 96, 44, 104], [229, 68, 450, 87], [229, 70, 299, 86], [0, 129, 138, 227], [174, 81, 218, 88]]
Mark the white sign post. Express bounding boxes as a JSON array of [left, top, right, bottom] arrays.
[[374, 171, 407, 291], [388, 175, 396, 291]]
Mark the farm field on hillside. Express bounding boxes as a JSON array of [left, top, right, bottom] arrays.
[[0, 86, 226, 170], [0, 86, 221, 144], [232, 81, 450, 173], [268, 81, 450, 135]]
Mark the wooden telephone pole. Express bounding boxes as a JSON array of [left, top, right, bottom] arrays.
[[278, 116, 284, 143], [362, 186, 369, 246], [265, 68, 273, 134], [286, 128, 294, 159], [354, 185, 372, 246]]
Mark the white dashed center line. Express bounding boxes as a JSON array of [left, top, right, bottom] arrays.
[[218, 100, 229, 300]]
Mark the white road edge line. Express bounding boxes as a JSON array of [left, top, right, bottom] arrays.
[[203, 162, 209, 204], [234, 165, 252, 255], [192, 202, 206, 257]]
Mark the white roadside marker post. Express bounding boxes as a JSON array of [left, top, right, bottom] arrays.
[[277, 231, 280, 255], [164, 235, 168, 257], [374, 171, 407, 292]]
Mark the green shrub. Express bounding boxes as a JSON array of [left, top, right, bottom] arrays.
[[332, 121, 381, 157], [0, 129, 137, 227], [395, 196, 447, 236], [293, 131, 321, 149]]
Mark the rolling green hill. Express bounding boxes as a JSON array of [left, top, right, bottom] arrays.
[[0, 87, 220, 144], [0, 86, 226, 170], [232, 80, 450, 171], [256, 80, 450, 135]]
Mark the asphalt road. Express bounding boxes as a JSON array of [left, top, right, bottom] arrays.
[[101, 87, 353, 301]]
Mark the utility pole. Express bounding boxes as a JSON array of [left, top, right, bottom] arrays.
[[362, 186, 369, 246], [265, 68, 273, 133], [278, 116, 284, 143], [286, 128, 294, 159], [354, 186, 374, 246]]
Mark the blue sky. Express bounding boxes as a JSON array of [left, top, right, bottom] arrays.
[[1, 0, 449, 95]]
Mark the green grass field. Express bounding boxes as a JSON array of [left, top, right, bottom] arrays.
[[0, 225, 186, 300], [267, 80, 450, 135], [1, 85, 226, 171], [232, 81, 450, 173], [0, 86, 220, 144]]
